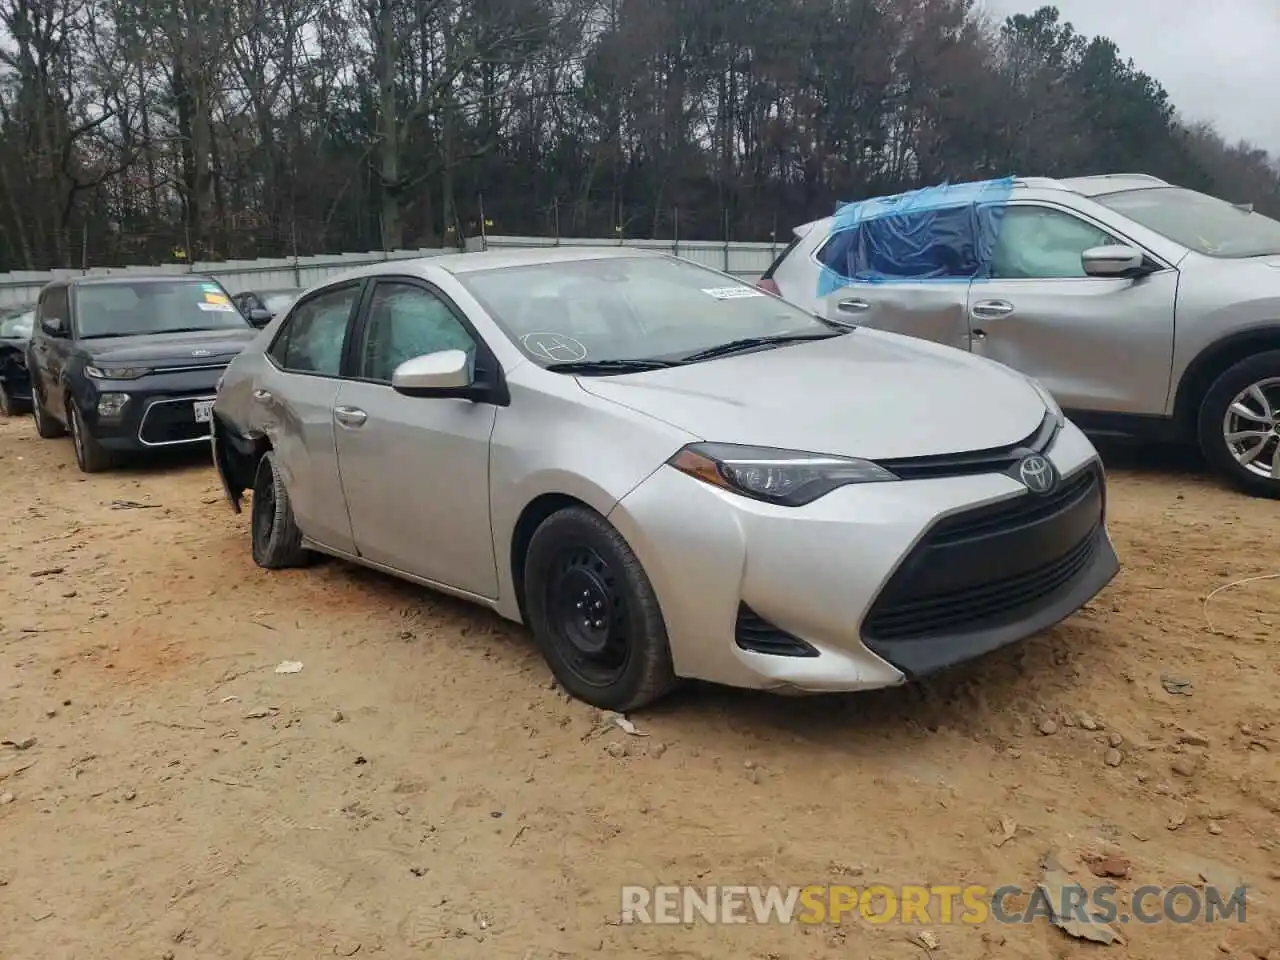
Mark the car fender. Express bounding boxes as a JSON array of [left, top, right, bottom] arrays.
[[1171, 323, 1280, 430], [487, 378, 696, 622]]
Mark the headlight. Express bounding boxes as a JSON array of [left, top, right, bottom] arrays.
[[1026, 377, 1062, 425], [668, 442, 898, 506], [85, 365, 153, 380]]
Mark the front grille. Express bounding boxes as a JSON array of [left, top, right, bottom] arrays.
[[863, 464, 1103, 644], [863, 529, 1099, 641], [878, 413, 1059, 481], [152, 361, 231, 375], [928, 467, 1097, 546], [138, 396, 214, 445], [735, 604, 818, 657]]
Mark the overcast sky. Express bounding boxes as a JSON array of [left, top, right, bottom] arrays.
[[976, 0, 1280, 154]]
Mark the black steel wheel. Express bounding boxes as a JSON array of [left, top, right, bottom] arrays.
[[250, 450, 309, 568], [523, 506, 677, 711]]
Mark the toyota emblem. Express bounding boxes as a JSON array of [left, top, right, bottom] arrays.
[[1017, 454, 1056, 495]]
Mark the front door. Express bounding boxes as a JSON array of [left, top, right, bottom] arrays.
[[333, 278, 498, 598], [253, 281, 363, 554], [967, 203, 1178, 415]]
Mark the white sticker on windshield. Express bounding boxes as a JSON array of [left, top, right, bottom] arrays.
[[701, 286, 765, 300], [197, 302, 236, 312]]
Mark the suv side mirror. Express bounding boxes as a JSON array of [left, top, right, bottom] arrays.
[[1082, 245, 1149, 278], [40, 315, 67, 337], [247, 307, 272, 327]]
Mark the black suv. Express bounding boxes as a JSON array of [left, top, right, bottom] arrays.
[[27, 275, 260, 472]]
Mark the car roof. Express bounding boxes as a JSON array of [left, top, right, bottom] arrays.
[[63, 273, 218, 287], [337, 246, 665, 281], [1052, 173, 1172, 197], [791, 173, 1174, 237]]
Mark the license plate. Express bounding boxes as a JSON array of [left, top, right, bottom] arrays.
[[193, 399, 215, 424]]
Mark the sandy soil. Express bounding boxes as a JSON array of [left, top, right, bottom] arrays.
[[0, 413, 1278, 960]]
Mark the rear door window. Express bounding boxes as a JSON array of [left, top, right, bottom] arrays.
[[817, 206, 981, 282]]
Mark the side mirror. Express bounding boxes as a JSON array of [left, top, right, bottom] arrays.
[[1082, 245, 1147, 278], [391, 349, 476, 398], [40, 316, 67, 337], [247, 307, 272, 327]]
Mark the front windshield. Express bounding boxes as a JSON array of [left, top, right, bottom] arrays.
[[1096, 187, 1280, 259], [75, 281, 250, 339], [0, 308, 34, 339], [457, 255, 832, 365]]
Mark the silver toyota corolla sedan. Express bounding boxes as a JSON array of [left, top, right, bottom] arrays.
[[210, 248, 1120, 710]]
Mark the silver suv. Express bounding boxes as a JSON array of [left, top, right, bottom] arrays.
[[764, 174, 1280, 498]]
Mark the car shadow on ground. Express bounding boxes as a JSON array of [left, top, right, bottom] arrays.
[[317, 542, 1096, 753], [1090, 437, 1208, 478], [109, 444, 215, 477]]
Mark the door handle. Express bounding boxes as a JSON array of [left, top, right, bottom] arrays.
[[252, 388, 273, 402], [333, 405, 367, 428], [970, 299, 1014, 319], [837, 298, 871, 313]]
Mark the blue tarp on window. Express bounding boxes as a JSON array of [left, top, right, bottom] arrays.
[[816, 176, 1016, 296]]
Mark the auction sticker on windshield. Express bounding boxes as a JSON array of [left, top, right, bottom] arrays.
[[193, 399, 215, 423], [702, 286, 765, 300], [198, 290, 236, 312]]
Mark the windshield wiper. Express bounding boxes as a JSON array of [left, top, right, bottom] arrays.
[[545, 358, 683, 376], [680, 331, 845, 363]]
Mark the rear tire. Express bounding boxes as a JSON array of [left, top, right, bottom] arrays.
[[68, 402, 113, 473], [250, 450, 310, 568], [523, 506, 678, 711], [1197, 351, 1280, 499], [0, 380, 24, 417], [31, 385, 65, 439]]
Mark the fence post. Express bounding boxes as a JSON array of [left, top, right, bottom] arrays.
[[723, 209, 730, 272], [672, 206, 679, 259], [291, 220, 301, 287]]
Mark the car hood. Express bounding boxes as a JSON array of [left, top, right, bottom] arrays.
[[78, 328, 258, 364], [576, 330, 1048, 460]]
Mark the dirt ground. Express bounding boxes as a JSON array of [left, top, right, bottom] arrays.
[[1, 414, 1278, 960]]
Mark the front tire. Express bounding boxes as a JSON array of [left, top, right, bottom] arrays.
[[31, 385, 65, 439], [250, 451, 310, 568], [1198, 351, 1280, 499], [68, 402, 113, 473], [523, 506, 678, 711]]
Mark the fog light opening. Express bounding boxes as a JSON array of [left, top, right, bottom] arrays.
[[97, 393, 129, 418]]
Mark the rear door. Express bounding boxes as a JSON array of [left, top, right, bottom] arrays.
[[252, 280, 364, 554], [966, 202, 1178, 414], [813, 212, 974, 352], [36, 285, 72, 413]]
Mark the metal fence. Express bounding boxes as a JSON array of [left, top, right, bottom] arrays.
[[0, 236, 778, 308]]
